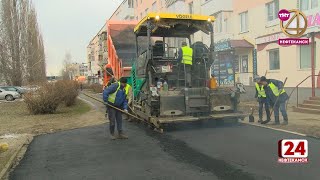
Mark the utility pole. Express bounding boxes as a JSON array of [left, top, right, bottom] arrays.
[[311, 32, 315, 97]]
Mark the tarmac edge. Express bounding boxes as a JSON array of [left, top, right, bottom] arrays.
[[0, 135, 33, 180]]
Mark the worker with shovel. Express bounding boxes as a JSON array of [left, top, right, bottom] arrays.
[[254, 76, 271, 123], [259, 76, 289, 125], [103, 77, 129, 140]]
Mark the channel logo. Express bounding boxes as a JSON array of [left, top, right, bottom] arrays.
[[278, 139, 308, 163], [278, 9, 309, 45]]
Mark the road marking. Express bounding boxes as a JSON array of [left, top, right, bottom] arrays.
[[240, 122, 307, 137]]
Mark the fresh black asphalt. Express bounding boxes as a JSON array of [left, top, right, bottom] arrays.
[[10, 94, 320, 180]]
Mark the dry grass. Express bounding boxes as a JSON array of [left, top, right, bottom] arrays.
[[0, 99, 105, 136]]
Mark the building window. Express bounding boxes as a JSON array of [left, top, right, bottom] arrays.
[[269, 49, 280, 70], [152, 2, 157, 12], [140, 12, 143, 19], [241, 55, 249, 73], [299, 0, 319, 10], [216, 13, 222, 33], [225, 18, 228, 33], [135, 0, 138, 7], [300, 0, 309, 10], [311, 0, 319, 8], [266, 0, 279, 21], [300, 43, 317, 69], [240, 11, 248, 33], [140, 0, 142, 4], [128, 0, 133, 8], [189, 2, 193, 14]]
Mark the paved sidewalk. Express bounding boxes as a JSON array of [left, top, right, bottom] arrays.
[[240, 102, 320, 138]]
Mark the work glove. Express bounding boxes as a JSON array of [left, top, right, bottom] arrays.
[[124, 109, 128, 113], [104, 102, 108, 106]]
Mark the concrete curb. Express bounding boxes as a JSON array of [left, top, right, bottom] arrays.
[[0, 135, 33, 180], [240, 122, 320, 139]]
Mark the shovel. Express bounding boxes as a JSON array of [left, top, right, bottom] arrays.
[[249, 107, 255, 122]]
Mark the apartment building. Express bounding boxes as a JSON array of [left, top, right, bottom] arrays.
[[87, 25, 107, 84], [110, 0, 135, 20]]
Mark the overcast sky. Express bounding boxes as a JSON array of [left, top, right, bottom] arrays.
[[33, 0, 122, 76]]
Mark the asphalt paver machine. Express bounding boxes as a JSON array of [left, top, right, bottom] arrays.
[[131, 13, 246, 130]]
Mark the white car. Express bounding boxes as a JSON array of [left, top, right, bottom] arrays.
[[0, 88, 21, 101]]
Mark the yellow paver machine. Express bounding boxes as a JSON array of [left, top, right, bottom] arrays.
[[130, 13, 247, 131]]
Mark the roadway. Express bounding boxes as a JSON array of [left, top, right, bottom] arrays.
[[10, 93, 320, 180]]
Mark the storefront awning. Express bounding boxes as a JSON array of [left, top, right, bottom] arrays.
[[230, 40, 254, 48], [215, 39, 254, 51]]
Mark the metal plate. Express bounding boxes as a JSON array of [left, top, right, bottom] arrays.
[[160, 95, 185, 116]]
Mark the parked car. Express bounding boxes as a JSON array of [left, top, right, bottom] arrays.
[[22, 85, 40, 93], [0, 86, 26, 95], [0, 88, 21, 101]]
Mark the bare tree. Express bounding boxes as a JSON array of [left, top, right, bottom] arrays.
[[24, 3, 46, 83], [0, 0, 46, 86], [61, 52, 77, 80]]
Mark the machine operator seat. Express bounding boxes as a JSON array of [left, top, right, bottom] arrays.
[[153, 40, 164, 58], [191, 41, 209, 62]]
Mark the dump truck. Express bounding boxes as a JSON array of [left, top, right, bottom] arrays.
[[103, 20, 138, 87], [129, 13, 247, 130]]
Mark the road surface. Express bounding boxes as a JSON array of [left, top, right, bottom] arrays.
[[10, 94, 320, 180]]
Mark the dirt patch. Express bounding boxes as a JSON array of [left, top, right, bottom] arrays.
[[0, 99, 105, 136]]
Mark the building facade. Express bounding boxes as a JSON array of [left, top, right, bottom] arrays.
[[87, 25, 107, 84], [231, 0, 320, 87], [110, 0, 135, 20], [90, 0, 320, 90]]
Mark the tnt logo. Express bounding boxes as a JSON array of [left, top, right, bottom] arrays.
[[278, 139, 308, 163], [278, 9, 290, 21]]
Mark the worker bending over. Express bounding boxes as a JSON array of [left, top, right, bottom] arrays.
[[259, 76, 289, 125], [103, 77, 129, 140], [254, 76, 270, 123], [178, 42, 193, 87]]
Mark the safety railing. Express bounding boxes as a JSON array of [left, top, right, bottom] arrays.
[[286, 75, 320, 108]]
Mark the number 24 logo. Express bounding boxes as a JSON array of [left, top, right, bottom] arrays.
[[279, 139, 308, 158], [284, 141, 306, 155]]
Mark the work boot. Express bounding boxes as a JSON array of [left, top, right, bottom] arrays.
[[118, 132, 128, 139], [282, 116, 288, 125], [258, 119, 263, 123], [110, 134, 116, 140], [261, 119, 271, 124], [271, 116, 280, 125]]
